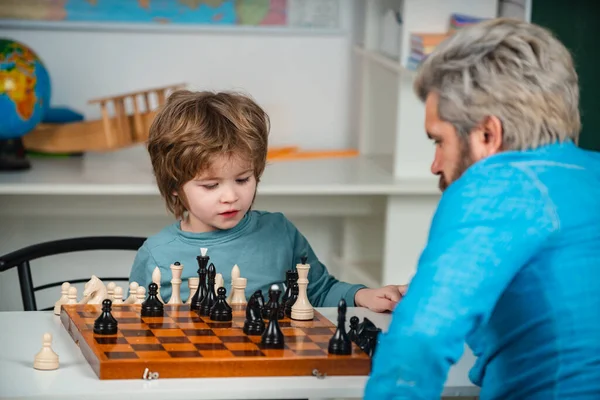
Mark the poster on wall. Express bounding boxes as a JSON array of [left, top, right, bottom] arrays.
[[0, 0, 340, 30]]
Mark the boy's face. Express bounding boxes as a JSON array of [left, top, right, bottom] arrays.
[[179, 154, 257, 233]]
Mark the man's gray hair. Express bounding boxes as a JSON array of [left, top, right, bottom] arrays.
[[414, 18, 580, 150]]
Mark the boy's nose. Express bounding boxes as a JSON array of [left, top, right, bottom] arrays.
[[220, 186, 239, 203]]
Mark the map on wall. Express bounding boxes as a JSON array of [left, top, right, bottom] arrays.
[[0, 0, 340, 28]]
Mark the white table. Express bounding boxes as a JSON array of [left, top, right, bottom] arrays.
[[0, 307, 478, 399]]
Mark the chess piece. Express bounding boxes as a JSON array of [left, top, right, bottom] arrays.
[[142, 283, 164, 317], [124, 282, 139, 304], [106, 281, 116, 301], [210, 287, 233, 321], [291, 256, 314, 320], [261, 284, 285, 349], [94, 299, 118, 335], [134, 286, 146, 304], [167, 262, 184, 304], [80, 275, 107, 305], [360, 326, 382, 357], [186, 277, 199, 305], [214, 273, 224, 294], [230, 277, 247, 305], [199, 263, 218, 316], [112, 286, 124, 305], [348, 316, 360, 344], [191, 248, 209, 310], [152, 267, 165, 304], [355, 317, 377, 352], [66, 286, 78, 304], [284, 282, 299, 317], [282, 269, 298, 304], [243, 291, 266, 335], [328, 298, 352, 355], [33, 333, 59, 370], [54, 282, 70, 315], [227, 264, 240, 303]]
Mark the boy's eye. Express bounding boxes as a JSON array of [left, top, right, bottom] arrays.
[[236, 177, 251, 184], [202, 183, 218, 190]]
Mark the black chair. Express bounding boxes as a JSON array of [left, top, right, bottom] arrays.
[[0, 236, 146, 311]]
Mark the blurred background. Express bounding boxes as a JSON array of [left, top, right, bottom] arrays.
[[0, 0, 597, 313]]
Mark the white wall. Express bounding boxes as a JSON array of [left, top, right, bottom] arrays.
[[0, 11, 353, 150]]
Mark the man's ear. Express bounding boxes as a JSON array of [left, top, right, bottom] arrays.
[[470, 115, 503, 159]]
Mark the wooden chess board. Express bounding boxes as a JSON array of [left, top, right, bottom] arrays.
[[60, 304, 371, 380]]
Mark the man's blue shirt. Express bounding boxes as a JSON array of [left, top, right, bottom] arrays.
[[365, 141, 600, 399]]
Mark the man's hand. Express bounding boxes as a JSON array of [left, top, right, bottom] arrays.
[[354, 285, 408, 312]]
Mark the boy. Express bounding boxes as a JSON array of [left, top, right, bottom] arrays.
[[130, 90, 405, 311]]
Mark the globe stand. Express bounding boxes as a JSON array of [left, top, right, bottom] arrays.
[[0, 138, 31, 171]]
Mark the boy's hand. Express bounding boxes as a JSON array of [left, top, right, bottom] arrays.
[[354, 285, 408, 312]]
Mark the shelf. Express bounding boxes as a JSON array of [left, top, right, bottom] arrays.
[[0, 145, 439, 196], [353, 45, 416, 77]]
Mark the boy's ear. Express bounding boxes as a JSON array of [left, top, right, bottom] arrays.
[[172, 191, 178, 196]]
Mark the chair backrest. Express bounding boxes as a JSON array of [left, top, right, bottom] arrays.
[[0, 236, 146, 311]]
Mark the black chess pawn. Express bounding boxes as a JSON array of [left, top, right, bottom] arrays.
[[282, 269, 298, 304], [142, 282, 164, 317], [348, 316, 360, 344], [94, 299, 118, 335], [328, 298, 352, 355], [261, 284, 285, 349], [191, 252, 209, 311], [284, 282, 299, 318], [210, 287, 233, 321], [243, 291, 266, 335], [199, 263, 217, 316]]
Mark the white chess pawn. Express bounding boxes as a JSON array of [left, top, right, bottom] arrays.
[[112, 286, 124, 305], [152, 267, 165, 304], [54, 282, 70, 315], [230, 277, 247, 305], [186, 277, 199, 305], [66, 286, 78, 304], [33, 332, 59, 370], [291, 259, 314, 320], [227, 264, 240, 303], [134, 286, 146, 304], [124, 282, 139, 304], [106, 282, 116, 301], [214, 273, 224, 294]]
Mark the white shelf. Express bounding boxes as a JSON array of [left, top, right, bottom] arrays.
[[353, 45, 416, 76], [0, 145, 439, 196]]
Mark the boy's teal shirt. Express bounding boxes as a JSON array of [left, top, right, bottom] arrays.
[[130, 210, 365, 307]]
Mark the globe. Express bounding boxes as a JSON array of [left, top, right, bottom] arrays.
[[0, 39, 51, 140]]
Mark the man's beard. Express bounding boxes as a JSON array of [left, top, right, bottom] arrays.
[[439, 140, 473, 192]]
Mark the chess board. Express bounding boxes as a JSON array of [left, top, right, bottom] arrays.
[[60, 304, 371, 380]]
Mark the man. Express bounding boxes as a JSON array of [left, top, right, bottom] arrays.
[[364, 18, 600, 399]]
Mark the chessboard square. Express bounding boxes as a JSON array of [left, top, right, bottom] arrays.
[[206, 322, 234, 329], [211, 328, 244, 337], [115, 317, 142, 324], [124, 336, 161, 345], [147, 322, 179, 330], [113, 305, 137, 313], [151, 329, 185, 337], [223, 342, 260, 351], [198, 349, 234, 358], [278, 321, 292, 328], [283, 328, 307, 337], [172, 316, 203, 323], [230, 349, 265, 357], [181, 328, 215, 337], [294, 349, 326, 357], [136, 350, 171, 360], [156, 336, 191, 344], [303, 327, 335, 336], [194, 343, 228, 351], [168, 350, 202, 358], [97, 344, 134, 353], [316, 342, 330, 350], [131, 343, 166, 352], [219, 336, 252, 343], [142, 316, 174, 325], [78, 311, 98, 319], [283, 335, 312, 343], [247, 335, 263, 344], [232, 321, 245, 329], [309, 335, 335, 343], [104, 351, 139, 360], [121, 329, 155, 337], [176, 322, 210, 330], [119, 323, 148, 331], [162, 343, 198, 352], [187, 335, 223, 344], [95, 337, 128, 345], [286, 342, 321, 351]]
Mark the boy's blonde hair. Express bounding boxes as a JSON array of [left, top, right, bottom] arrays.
[[147, 90, 270, 219]]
